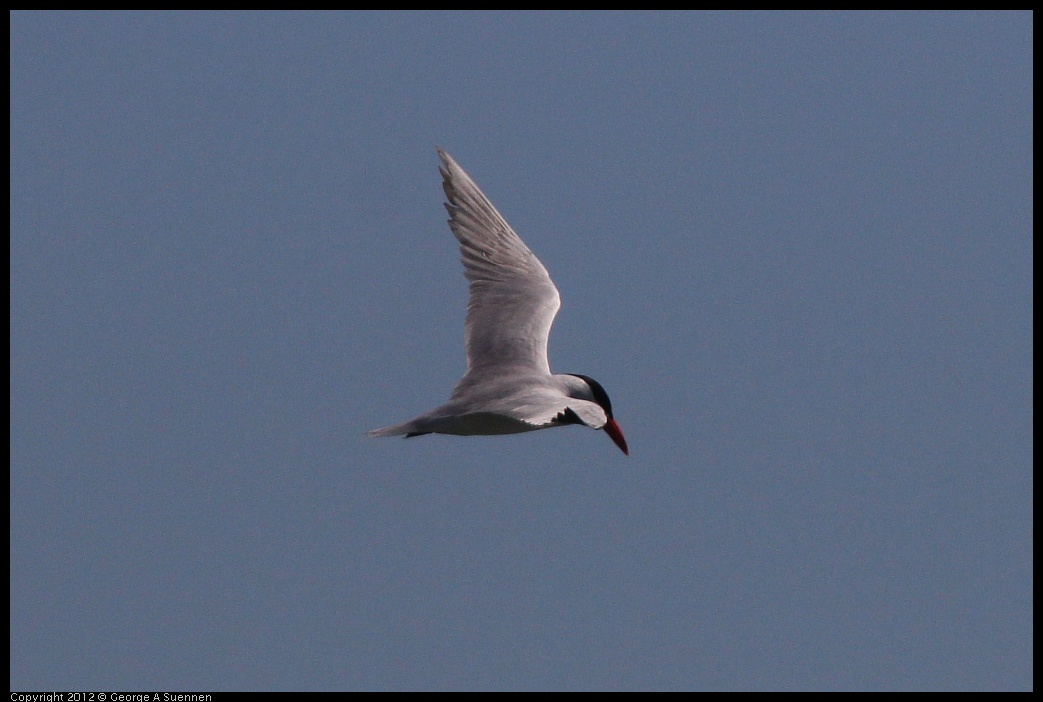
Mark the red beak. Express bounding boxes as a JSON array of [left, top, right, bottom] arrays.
[[603, 418, 629, 455]]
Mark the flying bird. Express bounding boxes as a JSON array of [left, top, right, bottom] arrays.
[[369, 149, 628, 455]]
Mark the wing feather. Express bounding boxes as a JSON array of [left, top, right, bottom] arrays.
[[437, 149, 561, 384]]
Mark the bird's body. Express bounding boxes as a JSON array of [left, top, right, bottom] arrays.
[[369, 149, 628, 455]]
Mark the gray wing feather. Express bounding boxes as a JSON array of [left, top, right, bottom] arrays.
[[438, 149, 560, 384]]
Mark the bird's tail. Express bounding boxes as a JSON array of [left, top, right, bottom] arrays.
[[367, 424, 409, 437], [368, 421, 432, 438]]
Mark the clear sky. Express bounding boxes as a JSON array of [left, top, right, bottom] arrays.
[[10, 11, 1032, 691]]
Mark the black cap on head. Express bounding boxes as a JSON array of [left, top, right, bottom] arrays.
[[569, 374, 615, 420]]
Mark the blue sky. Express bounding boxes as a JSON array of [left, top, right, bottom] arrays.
[[10, 11, 1032, 691]]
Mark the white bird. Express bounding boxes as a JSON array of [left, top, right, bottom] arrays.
[[369, 149, 628, 455]]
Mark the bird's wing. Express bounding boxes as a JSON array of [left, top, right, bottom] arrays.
[[517, 397, 609, 430], [438, 149, 561, 384]]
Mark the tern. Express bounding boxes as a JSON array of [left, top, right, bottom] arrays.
[[369, 149, 628, 455]]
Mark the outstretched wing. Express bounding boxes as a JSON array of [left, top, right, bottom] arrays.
[[438, 149, 561, 384]]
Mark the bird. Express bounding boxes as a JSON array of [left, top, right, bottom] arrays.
[[369, 149, 628, 455]]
